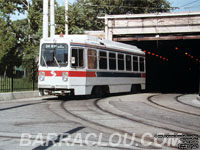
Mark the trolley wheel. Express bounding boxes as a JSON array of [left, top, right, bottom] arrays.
[[92, 86, 109, 98], [131, 84, 141, 94], [39, 89, 44, 96], [92, 86, 103, 97]]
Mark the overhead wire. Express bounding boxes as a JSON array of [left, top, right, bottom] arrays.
[[7, 0, 200, 17], [21, 0, 177, 11], [180, 0, 200, 8]]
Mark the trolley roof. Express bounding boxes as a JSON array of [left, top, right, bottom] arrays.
[[41, 35, 144, 55]]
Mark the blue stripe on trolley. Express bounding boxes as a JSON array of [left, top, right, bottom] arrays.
[[96, 72, 142, 78]]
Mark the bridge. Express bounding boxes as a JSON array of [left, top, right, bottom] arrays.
[[99, 12, 200, 93], [99, 12, 200, 41]]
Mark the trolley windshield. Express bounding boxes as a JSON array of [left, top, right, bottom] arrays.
[[40, 44, 68, 67]]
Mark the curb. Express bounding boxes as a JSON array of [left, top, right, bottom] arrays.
[[0, 91, 39, 101]]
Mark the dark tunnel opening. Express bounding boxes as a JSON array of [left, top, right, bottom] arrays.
[[129, 39, 200, 93]]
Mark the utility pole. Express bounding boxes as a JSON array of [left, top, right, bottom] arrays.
[[50, 0, 55, 37], [65, 0, 69, 35], [23, 0, 31, 41], [27, 1, 30, 41], [43, 0, 49, 38], [105, 14, 108, 40]]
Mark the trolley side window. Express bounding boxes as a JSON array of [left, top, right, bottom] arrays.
[[99, 51, 107, 70], [118, 54, 124, 71], [109, 52, 116, 70], [140, 57, 145, 72], [88, 49, 97, 69], [126, 55, 132, 71], [133, 56, 139, 71], [71, 48, 84, 68]]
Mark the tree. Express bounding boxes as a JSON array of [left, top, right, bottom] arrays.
[[56, 0, 172, 34], [22, 1, 43, 80], [0, 0, 28, 20], [0, 18, 22, 76], [0, 0, 29, 76], [0, 0, 42, 78], [87, 0, 171, 15]]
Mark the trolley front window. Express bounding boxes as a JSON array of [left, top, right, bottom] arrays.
[[41, 44, 68, 67]]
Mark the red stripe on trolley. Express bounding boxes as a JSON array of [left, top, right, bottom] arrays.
[[38, 70, 52, 76], [68, 71, 96, 77], [38, 70, 96, 77], [141, 73, 146, 78]]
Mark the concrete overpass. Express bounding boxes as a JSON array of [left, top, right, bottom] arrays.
[[99, 12, 200, 41], [99, 12, 200, 93]]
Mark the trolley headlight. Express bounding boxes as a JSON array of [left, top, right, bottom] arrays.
[[62, 72, 68, 81], [39, 72, 45, 81]]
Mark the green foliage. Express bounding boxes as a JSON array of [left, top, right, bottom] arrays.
[[0, 0, 28, 20], [0, 0, 172, 77], [55, 5, 66, 34], [22, 1, 42, 77], [0, 18, 22, 76], [54, 0, 171, 34], [68, 0, 104, 32], [27, 1, 43, 40], [90, 0, 171, 14], [0, 0, 41, 79]]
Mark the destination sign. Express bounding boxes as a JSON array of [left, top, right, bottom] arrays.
[[43, 44, 66, 49]]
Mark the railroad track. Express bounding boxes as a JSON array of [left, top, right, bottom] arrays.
[[0, 98, 120, 150], [59, 96, 183, 149], [147, 94, 200, 117], [95, 98, 198, 134], [0, 94, 199, 149], [144, 94, 200, 133], [175, 95, 200, 109], [59, 100, 145, 150]]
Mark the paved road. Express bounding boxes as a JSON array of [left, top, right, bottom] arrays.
[[0, 93, 199, 150]]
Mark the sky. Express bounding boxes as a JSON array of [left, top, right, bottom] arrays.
[[10, 0, 200, 20], [168, 0, 200, 12], [10, 0, 75, 20]]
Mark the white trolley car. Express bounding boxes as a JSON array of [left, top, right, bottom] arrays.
[[38, 35, 146, 96]]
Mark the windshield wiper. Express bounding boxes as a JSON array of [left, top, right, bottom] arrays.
[[54, 56, 61, 68], [42, 56, 48, 68]]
